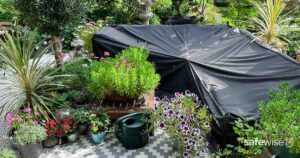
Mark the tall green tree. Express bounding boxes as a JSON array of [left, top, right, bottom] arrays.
[[14, 0, 87, 70]]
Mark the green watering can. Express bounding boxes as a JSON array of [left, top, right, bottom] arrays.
[[115, 112, 150, 149]]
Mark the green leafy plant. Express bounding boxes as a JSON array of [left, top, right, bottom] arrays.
[[15, 124, 47, 146], [111, 0, 142, 24], [77, 20, 106, 53], [88, 47, 160, 100], [0, 32, 67, 119], [0, 0, 18, 21], [47, 92, 71, 111], [14, 0, 88, 69], [0, 149, 17, 158], [89, 113, 110, 134], [216, 83, 300, 157], [258, 83, 300, 153], [52, 58, 92, 105], [151, 91, 211, 157], [71, 108, 90, 124]]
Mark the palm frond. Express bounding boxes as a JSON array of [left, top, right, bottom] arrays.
[[250, 0, 287, 49], [0, 32, 68, 120]]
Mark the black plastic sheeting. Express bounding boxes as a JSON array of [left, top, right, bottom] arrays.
[[92, 25, 300, 125]]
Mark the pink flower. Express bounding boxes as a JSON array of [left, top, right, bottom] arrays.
[[24, 107, 31, 113], [5, 122, 11, 127], [6, 112, 14, 121], [16, 117, 22, 122], [104, 51, 110, 57], [61, 52, 66, 59], [32, 120, 38, 125], [26, 114, 31, 119]]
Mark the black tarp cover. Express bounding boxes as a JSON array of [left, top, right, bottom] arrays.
[[93, 25, 300, 122]]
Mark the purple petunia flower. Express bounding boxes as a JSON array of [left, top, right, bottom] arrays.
[[185, 90, 191, 95], [175, 92, 180, 97], [159, 123, 165, 128], [154, 97, 160, 102], [183, 152, 189, 157], [186, 145, 191, 151], [180, 121, 186, 126], [170, 98, 175, 102], [204, 121, 210, 128]]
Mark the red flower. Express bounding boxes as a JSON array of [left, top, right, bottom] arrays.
[[46, 130, 52, 136], [55, 130, 63, 136]]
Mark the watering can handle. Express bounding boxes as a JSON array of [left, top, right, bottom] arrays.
[[114, 112, 147, 143]]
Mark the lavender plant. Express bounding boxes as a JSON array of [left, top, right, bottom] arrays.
[[151, 91, 211, 158]]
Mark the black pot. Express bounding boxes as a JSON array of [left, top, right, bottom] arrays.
[[18, 143, 42, 158], [78, 123, 88, 135], [42, 136, 59, 148]]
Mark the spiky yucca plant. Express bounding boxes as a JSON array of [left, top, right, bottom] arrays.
[[0, 32, 66, 119], [250, 0, 287, 49]]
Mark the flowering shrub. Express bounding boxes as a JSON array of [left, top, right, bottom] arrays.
[[45, 116, 77, 137], [152, 91, 211, 158], [88, 47, 160, 100], [5, 107, 38, 129]]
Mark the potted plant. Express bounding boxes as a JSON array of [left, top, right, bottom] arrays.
[[65, 115, 79, 143], [72, 108, 90, 134], [151, 90, 212, 157], [15, 124, 47, 158], [45, 115, 78, 144], [5, 107, 38, 150], [89, 113, 111, 144], [87, 47, 160, 103]]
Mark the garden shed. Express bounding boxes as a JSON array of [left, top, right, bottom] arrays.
[[93, 24, 300, 125]]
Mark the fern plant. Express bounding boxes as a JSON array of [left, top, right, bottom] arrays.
[[87, 47, 160, 100]]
